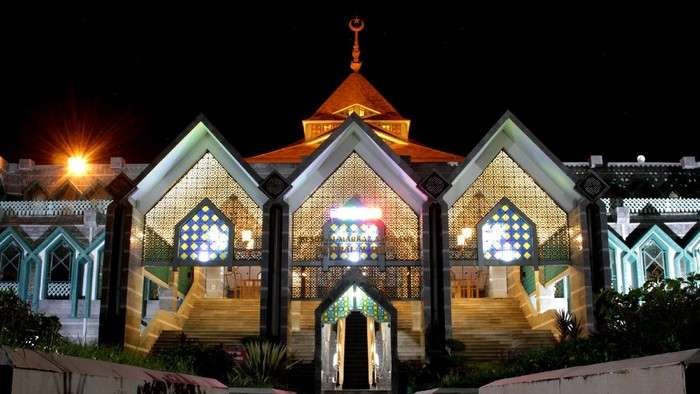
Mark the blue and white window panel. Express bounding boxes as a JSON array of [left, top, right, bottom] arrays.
[[478, 198, 537, 265], [175, 199, 234, 265]]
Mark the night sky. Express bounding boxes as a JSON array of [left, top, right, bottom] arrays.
[[2, 5, 698, 164]]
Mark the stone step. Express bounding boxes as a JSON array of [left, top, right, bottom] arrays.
[[451, 298, 555, 361], [152, 297, 261, 353]]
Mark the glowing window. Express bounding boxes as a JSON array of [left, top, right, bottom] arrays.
[[175, 199, 233, 265], [324, 199, 384, 266], [478, 198, 537, 264]]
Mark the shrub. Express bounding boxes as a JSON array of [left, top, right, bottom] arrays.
[[0, 290, 62, 351], [229, 340, 294, 388], [56, 341, 173, 371], [595, 274, 700, 357], [554, 310, 582, 342]]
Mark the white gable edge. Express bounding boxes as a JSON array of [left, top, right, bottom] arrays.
[[130, 122, 267, 213], [285, 121, 426, 214], [443, 118, 581, 212]]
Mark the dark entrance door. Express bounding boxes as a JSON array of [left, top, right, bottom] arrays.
[[343, 311, 369, 389]]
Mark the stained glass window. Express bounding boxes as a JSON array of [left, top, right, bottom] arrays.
[[478, 199, 536, 264], [175, 199, 233, 265], [325, 201, 384, 265], [321, 285, 389, 324]]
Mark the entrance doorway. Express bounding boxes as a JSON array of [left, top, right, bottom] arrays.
[[315, 272, 397, 392], [342, 311, 369, 389], [204, 266, 261, 299]]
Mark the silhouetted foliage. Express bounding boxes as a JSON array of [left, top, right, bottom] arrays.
[[403, 275, 700, 390], [0, 290, 62, 351]]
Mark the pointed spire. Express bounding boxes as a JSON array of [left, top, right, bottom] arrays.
[[349, 17, 364, 72]]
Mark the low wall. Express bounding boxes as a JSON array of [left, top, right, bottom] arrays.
[[0, 346, 228, 394], [480, 349, 700, 394]]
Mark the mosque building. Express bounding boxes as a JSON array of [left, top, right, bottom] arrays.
[[0, 18, 698, 392]]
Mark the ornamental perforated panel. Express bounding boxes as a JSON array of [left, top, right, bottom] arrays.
[[291, 266, 421, 299], [143, 153, 263, 263], [292, 153, 420, 262], [449, 151, 570, 261]]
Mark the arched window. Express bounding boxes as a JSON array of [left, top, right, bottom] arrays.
[[642, 240, 665, 282], [175, 198, 233, 265], [323, 198, 385, 267], [0, 241, 22, 291], [478, 198, 537, 265], [46, 242, 73, 299]]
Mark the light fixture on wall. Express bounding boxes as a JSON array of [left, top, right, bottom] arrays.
[[457, 227, 473, 246], [241, 230, 254, 250], [574, 233, 583, 251]]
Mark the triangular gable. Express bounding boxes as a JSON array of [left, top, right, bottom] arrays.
[[443, 111, 582, 212], [284, 114, 426, 213], [82, 181, 111, 200], [129, 115, 267, 214], [23, 181, 49, 201], [607, 228, 631, 253], [51, 181, 82, 201], [312, 73, 401, 120], [628, 224, 684, 254], [684, 226, 700, 252], [0, 227, 33, 254], [32, 227, 84, 257]]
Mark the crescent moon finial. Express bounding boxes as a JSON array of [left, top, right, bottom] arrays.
[[349, 17, 364, 72], [349, 17, 365, 32]]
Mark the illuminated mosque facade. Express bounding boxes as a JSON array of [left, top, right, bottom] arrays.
[[1, 18, 699, 392]]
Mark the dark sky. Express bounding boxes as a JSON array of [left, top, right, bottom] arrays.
[[2, 5, 698, 164]]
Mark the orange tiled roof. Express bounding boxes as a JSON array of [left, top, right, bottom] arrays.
[[248, 70, 463, 164], [246, 132, 463, 164], [312, 72, 402, 120]]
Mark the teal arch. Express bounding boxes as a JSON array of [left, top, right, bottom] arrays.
[[0, 226, 106, 316], [629, 225, 684, 286], [0, 228, 34, 301]]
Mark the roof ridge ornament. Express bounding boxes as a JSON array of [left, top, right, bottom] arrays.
[[349, 17, 364, 72]]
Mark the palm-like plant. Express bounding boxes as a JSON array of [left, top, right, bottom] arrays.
[[229, 340, 294, 387], [554, 310, 582, 342]]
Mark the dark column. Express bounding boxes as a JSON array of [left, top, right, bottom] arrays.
[[587, 201, 610, 294], [98, 198, 133, 346], [427, 202, 447, 355], [98, 173, 135, 347], [260, 202, 283, 339]]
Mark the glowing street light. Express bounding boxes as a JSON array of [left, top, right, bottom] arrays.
[[67, 156, 88, 176]]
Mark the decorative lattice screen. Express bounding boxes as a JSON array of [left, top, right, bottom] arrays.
[[291, 266, 421, 299], [143, 153, 263, 263], [449, 151, 570, 261], [292, 152, 420, 262]]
